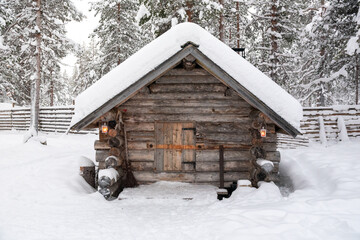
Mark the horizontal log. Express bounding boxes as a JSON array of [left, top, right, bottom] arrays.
[[122, 99, 249, 108], [196, 150, 251, 162], [198, 132, 252, 143], [124, 114, 253, 123], [123, 106, 252, 115], [155, 75, 220, 84], [125, 122, 155, 131], [128, 149, 154, 161], [149, 83, 227, 93], [94, 140, 110, 150], [127, 131, 155, 141], [164, 68, 212, 76], [127, 141, 155, 150], [195, 172, 250, 183], [131, 92, 242, 101], [131, 161, 154, 171], [135, 171, 250, 185], [196, 122, 252, 133], [133, 171, 195, 182], [196, 161, 251, 172], [96, 150, 109, 162], [105, 155, 124, 168]]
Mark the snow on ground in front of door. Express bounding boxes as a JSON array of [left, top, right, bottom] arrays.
[[0, 132, 360, 240]]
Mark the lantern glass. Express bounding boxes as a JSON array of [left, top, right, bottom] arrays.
[[101, 122, 108, 134], [260, 127, 267, 138]]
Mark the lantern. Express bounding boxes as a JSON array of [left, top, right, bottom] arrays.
[[101, 122, 108, 134], [260, 127, 267, 138]]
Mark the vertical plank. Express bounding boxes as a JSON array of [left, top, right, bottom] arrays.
[[173, 123, 182, 171], [155, 122, 164, 172], [182, 122, 195, 163], [163, 123, 173, 171], [219, 145, 224, 188]]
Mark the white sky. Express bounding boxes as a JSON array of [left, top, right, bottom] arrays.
[[61, 0, 99, 75]]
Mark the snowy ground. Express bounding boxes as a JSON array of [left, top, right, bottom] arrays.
[[0, 132, 359, 240]]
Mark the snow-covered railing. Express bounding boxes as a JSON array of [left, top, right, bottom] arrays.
[[278, 105, 360, 148], [0, 106, 96, 134]]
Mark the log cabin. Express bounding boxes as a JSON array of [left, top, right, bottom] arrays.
[[70, 23, 302, 199]]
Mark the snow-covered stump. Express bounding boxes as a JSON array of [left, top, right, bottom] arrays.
[[249, 110, 280, 187], [79, 156, 96, 189], [98, 168, 125, 200]]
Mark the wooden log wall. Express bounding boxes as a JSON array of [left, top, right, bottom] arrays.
[[113, 68, 280, 187]]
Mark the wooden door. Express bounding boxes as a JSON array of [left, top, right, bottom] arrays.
[[155, 122, 195, 172]]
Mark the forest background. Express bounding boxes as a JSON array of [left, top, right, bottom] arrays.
[[0, 0, 359, 110]]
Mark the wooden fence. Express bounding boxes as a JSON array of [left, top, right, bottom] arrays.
[[0, 105, 359, 147], [277, 105, 360, 148], [0, 106, 94, 134]]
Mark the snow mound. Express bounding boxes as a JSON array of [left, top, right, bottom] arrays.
[[229, 182, 283, 203], [119, 181, 218, 204]]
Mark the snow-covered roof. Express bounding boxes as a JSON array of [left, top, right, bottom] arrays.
[[70, 22, 302, 135]]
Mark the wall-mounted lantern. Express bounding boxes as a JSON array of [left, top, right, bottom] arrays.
[[260, 127, 267, 138], [101, 122, 109, 134]]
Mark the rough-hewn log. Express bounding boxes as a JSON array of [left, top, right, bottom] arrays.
[[99, 179, 123, 200], [196, 150, 251, 162], [98, 168, 123, 188], [123, 99, 249, 108], [196, 160, 251, 172], [105, 155, 123, 168], [128, 149, 154, 161], [108, 129, 118, 137], [131, 92, 242, 101], [149, 83, 227, 93], [94, 140, 110, 150], [96, 150, 109, 162], [108, 136, 124, 148], [119, 106, 251, 115], [155, 75, 219, 84], [164, 68, 211, 76]]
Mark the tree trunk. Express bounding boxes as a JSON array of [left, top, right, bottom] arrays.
[[356, 53, 359, 105], [50, 70, 54, 106], [28, 0, 42, 140], [236, 2, 240, 49], [270, 0, 278, 81], [117, 3, 121, 65], [186, 1, 193, 22], [318, 0, 326, 107], [219, 0, 225, 42]]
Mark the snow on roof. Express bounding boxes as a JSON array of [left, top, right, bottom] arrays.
[[70, 22, 302, 131]]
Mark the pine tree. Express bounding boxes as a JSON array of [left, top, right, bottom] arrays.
[[71, 41, 102, 97], [1, 0, 82, 140], [137, 0, 221, 37], [297, 0, 359, 106], [91, 0, 147, 75]]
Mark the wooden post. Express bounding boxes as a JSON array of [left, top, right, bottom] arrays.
[[219, 145, 224, 188], [236, 2, 240, 49], [219, 0, 225, 42]]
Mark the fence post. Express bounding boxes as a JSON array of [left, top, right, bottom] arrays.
[[10, 109, 13, 130]]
